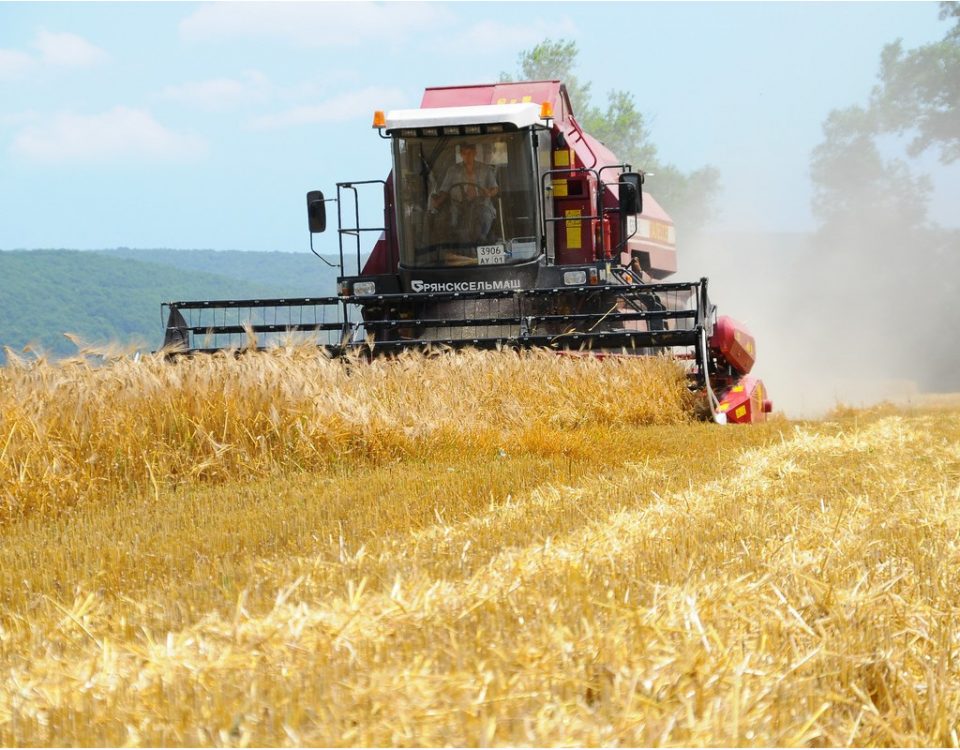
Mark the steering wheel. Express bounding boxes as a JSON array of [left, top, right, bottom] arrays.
[[446, 181, 487, 204]]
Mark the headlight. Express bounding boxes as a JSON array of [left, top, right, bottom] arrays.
[[352, 281, 376, 296], [563, 270, 587, 286]]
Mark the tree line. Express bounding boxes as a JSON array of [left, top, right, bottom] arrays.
[[808, 1, 959, 389]]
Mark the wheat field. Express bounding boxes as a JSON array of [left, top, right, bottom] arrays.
[[1, 346, 958, 746]]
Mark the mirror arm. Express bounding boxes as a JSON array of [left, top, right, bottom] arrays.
[[309, 233, 338, 267]]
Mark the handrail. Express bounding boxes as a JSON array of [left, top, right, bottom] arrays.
[[540, 166, 605, 255], [336, 180, 387, 277]]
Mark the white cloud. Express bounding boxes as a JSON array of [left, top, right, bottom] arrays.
[[179, 2, 453, 47], [0, 48, 35, 80], [159, 70, 271, 111], [32, 28, 108, 68], [247, 86, 408, 130], [437, 17, 579, 55], [10, 107, 207, 164], [0, 29, 106, 79], [0, 111, 41, 129], [280, 69, 365, 102]]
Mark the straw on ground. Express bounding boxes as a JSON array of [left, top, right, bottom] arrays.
[[1, 347, 957, 746]]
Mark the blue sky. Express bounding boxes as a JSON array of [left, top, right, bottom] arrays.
[[0, 1, 955, 253]]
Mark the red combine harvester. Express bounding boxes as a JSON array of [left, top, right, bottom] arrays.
[[162, 80, 772, 424]]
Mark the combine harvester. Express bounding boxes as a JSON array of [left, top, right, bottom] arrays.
[[162, 80, 771, 424]]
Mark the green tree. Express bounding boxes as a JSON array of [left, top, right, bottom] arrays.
[[501, 39, 721, 234], [808, 4, 960, 390], [810, 105, 932, 231], [502, 38, 592, 114], [578, 89, 658, 171], [869, 1, 960, 164], [810, 2, 958, 233]]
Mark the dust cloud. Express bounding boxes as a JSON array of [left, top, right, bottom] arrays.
[[679, 224, 960, 419], [670, 6, 960, 420]]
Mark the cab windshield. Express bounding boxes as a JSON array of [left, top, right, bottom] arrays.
[[393, 132, 541, 268]]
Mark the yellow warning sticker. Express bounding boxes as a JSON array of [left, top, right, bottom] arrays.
[[565, 209, 582, 249], [551, 179, 568, 197], [650, 221, 671, 243], [735, 405, 747, 419]]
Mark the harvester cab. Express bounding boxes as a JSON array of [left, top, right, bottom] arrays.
[[162, 80, 772, 423]]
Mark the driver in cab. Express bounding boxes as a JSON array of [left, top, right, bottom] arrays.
[[430, 142, 499, 241]]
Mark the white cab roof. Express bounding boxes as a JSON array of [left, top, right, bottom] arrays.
[[384, 102, 542, 132]]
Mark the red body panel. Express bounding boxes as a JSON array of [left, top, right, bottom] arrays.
[[717, 375, 772, 424], [709, 315, 756, 376], [421, 81, 567, 112]]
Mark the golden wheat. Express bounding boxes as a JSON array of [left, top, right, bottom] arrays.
[[1, 346, 958, 746], [0, 346, 693, 526]]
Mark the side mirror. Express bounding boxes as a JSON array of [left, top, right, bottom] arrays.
[[307, 190, 326, 233], [619, 172, 643, 216]]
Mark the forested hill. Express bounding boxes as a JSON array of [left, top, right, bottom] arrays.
[[0, 249, 340, 360], [98, 248, 342, 298]]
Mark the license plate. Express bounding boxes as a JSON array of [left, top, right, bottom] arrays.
[[477, 244, 506, 265]]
